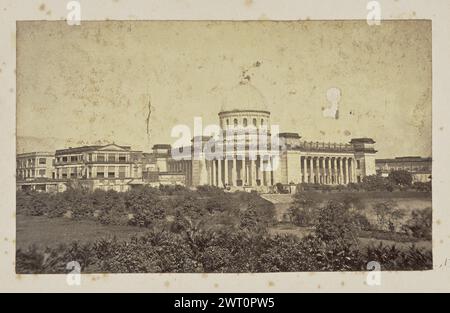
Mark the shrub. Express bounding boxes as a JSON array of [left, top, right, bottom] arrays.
[[16, 228, 433, 274], [275, 183, 289, 194], [200, 246, 233, 272], [361, 175, 396, 192], [365, 243, 432, 271], [288, 193, 318, 227], [389, 170, 413, 187], [412, 182, 432, 192], [402, 208, 432, 240], [125, 187, 166, 227], [373, 200, 406, 232], [315, 201, 359, 243]]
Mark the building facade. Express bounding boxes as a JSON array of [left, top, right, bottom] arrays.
[[16, 152, 64, 192], [17, 144, 189, 192], [376, 156, 432, 183], [53, 144, 145, 192], [17, 83, 381, 193], [16, 152, 54, 180]]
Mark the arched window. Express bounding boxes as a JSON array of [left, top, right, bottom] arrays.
[[253, 118, 257, 126], [261, 119, 265, 126], [226, 119, 230, 126], [243, 118, 248, 127], [234, 119, 238, 127]]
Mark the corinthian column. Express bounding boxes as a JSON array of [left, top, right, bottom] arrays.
[[211, 160, 215, 186], [232, 156, 237, 186], [224, 158, 229, 186], [320, 158, 324, 184], [352, 158, 357, 183], [259, 156, 265, 186], [302, 156, 306, 183], [326, 157, 331, 184], [218, 159, 223, 187], [251, 159, 257, 187], [242, 156, 246, 185], [332, 158, 336, 184], [344, 159, 350, 185]]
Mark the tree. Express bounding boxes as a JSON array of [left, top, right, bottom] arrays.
[[288, 193, 318, 227], [362, 175, 395, 192], [389, 170, 413, 187], [125, 186, 165, 227], [315, 201, 359, 243], [402, 208, 432, 240], [373, 200, 405, 232]]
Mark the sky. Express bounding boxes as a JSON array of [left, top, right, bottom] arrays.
[[16, 20, 432, 158]]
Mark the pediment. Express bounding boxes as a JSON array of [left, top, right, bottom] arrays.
[[98, 144, 130, 152]]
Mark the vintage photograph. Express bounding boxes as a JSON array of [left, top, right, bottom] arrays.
[[15, 20, 432, 274]]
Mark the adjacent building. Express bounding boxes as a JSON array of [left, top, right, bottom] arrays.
[[17, 144, 188, 192], [376, 156, 432, 183], [16, 152, 65, 192], [17, 152, 55, 180], [53, 144, 147, 192]]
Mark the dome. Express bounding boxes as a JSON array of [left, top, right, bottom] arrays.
[[220, 82, 269, 113]]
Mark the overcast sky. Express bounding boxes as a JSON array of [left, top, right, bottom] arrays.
[[17, 20, 432, 158]]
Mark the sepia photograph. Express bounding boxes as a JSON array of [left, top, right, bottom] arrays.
[[14, 19, 433, 275]]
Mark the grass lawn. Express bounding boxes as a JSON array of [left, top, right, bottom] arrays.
[[269, 223, 432, 252], [17, 213, 432, 254], [16, 214, 149, 251]]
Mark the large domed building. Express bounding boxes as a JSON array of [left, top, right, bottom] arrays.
[[218, 82, 271, 130], [186, 81, 377, 191]]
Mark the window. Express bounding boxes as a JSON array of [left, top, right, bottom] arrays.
[[97, 166, 105, 178], [261, 119, 265, 126], [226, 119, 230, 126], [97, 154, 105, 162], [39, 169, 46, 177], [71, 156, 78, 162], [88, 154, 93, 162], [357, 160, 361, 169], [39, 158, 46, 165], [70, 168, 77, 178], [253, 118, 257, 126], [119, 155, 127, 162], [118, 167, 126, 178], [234, 119, 238, 127], [243, 118, 248, 127], [108, 154, 116, 162], [61, 168, 68, 179], [62, 157, 68, 163], [108, 167, 116, 178]]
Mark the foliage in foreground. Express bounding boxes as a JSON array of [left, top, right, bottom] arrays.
[[16, 201, 432, 274], [16, 186, 275, 230], [16, 230, 432, 274]]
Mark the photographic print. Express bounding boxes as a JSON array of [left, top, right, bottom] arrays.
[[15, 19, 432, 274]]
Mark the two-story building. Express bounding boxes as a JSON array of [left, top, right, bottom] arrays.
[[54, 144, 144, 192], [16, 152, 67, 192]]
